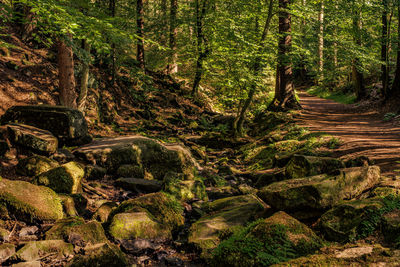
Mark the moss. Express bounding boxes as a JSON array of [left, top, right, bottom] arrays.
[[108, 192, 184, 234], [116, 164, 144, 178], [46, 217, 108, 245], [14, 240, 74, 262], [92, 202, 117, 223], [210, 211, 323, 267], [163, 173, 208, 201], [16, 155, 59, 176], [105, 145, 141, 172], [109, 211, 169, 240], [0, 178, 63, 223], [34, 162, 84, 194], [285, 155, 344, 179], [67, 242, 128, 267]]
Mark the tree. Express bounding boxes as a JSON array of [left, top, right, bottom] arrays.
[[352, 2, 365, 101], [57, 35, 77, 108], [137, 0, 145, 69], [168, 0, 178, 74], [268, 0, 300, 111], [381, 0, 388, 97], [318, 0, 324, 81]]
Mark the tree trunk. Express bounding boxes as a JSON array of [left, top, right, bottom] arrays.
[[352, 6, 365, 101], [77, 40, 91, 112], [318, 0, 324, 81], [57, 35, 77, 108], [268, 0, 301, 111], [233, 0, 274, 137], [137, 0, 145, 69], [109, 0, 117, 83], [192, 0, 209, 97], [168, 0, 178, 74], [381, 0, 388, 97], [391, 0, 400, 96], [333, 4, 338, 71]]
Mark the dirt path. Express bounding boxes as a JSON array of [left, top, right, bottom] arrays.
[[298, 91, 400, 176]]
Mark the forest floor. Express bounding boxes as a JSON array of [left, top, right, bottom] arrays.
[[298, 91, 400, 177]]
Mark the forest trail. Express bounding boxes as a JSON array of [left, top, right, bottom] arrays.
[[298, 91, 400, 176]]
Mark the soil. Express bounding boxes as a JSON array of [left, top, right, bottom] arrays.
[[298, 91, 400, 177]]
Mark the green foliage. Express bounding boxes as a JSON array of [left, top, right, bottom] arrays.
[[326, 137, 343, 149], [383, 113, 397, 122], [307, 86, 356, 104], [357, 195, 400, 240]]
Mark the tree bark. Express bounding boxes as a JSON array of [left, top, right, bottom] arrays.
[[192, 0, 209, 97], [57, 35, 77, 108], [333, 4, 338, 70], [381, 0, 388, 97], [168, 0, 178, 74], [318, 0, 324, 81], [391, 0, 400, 96], [109, 0, 117, 83], [77, 40, 91, 112], [137, 0, 145, 69], [268, 0, 301, 111]]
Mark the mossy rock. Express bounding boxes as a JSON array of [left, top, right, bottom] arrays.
[[109, 212, 169, 240], [318, 198, 385, 242], [108, 192, 184, 240], [257, 166, 381, 219], [0, 243, 15, 263], [163, 173, 208, 201], [382, 210, 400, 244], [84, 165, 106, 180], [59, 194, 79, 217], [34, 161, 84, 194], [211, 211, 323, 267], [206, 186, 240, 200], [273, 244, 399, 267], [285, 155, 345, 179], [67, 242, 128, 267], [370, 187, 400, 198], [74, 136, 197, 180], [92, 202, 118, 223], [16, 155, 59, 177], [45, 217, 108, 246], [0, 227, 10, 242], [0, 178, 63, 223], [116, 164, 144, 178], [6, 123, 58, 154], [13, 240, 73, 262], [188, 194, 270, 256], [12, 261, 41, 267]]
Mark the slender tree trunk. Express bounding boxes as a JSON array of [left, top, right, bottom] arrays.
[[168, 0, 178, 74], [77, 40, 91, 112], [161, 0, 168, 46], [57, 35, 77, 108], [318, 0, 324, 81], [381, 0, 388, 97], [268, 0, 301, 111], [391, 0, 400, 96], [233, 0, 274, 137], [192, 0, 209, 97], [333, 4, 338, 71], [109, 0, 117, 83], [137, 0, 145, 69], [352, 6, 365, 100]]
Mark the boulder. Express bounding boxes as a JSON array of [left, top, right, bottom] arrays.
[[92, 202, 117, 223], [74, 136, 198, 180], [7, 124, 58, 154], [318, 198, 385, 242], [382, 210, 400, 244], [12, 262, 41, 267], [13, 240, 73, 262], [16, 155, 59, 176], [285, 155, 345, 179], [45, 217, 108, 246], [188, 194, 270, 254], [115, 178, 162, 193], [116, 164, 144, 178], [0, 178, 63, 223], [34, 162, 84, 194], [0, 105, 90, 146], [0, 244, 15, 263], [211, 211, 323, 266], [84, 165, 106, 180], [0, 227, 10, 242], [257, 166, 381, 219], [206, 186, 240, 200], [66, 242, 128, 267], [108, 192, 184, 240], [163, 173, 207, 201]]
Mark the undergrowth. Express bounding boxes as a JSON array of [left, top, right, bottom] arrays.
[[307, 86, 356, 104]]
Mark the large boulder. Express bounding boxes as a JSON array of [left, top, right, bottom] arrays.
[[13, 240, 73, 262], [16, 155, 59, 177], [7, 124, 58, 154], [0, 244, 15, 263], [74, 136, 198, 180], [108, 192, 184, 241], [211, 211, 324, 266], [45, 217, 108, 246], [318, 198, 385, 242], [163, 173, 208, 201], [0, 178, 63, 223], [285, 155, 345, 179], [34, 162, 84, 194], [257, 166, 381, 219], [0, 105, 90, 146], [188, 194, 270, 255]]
